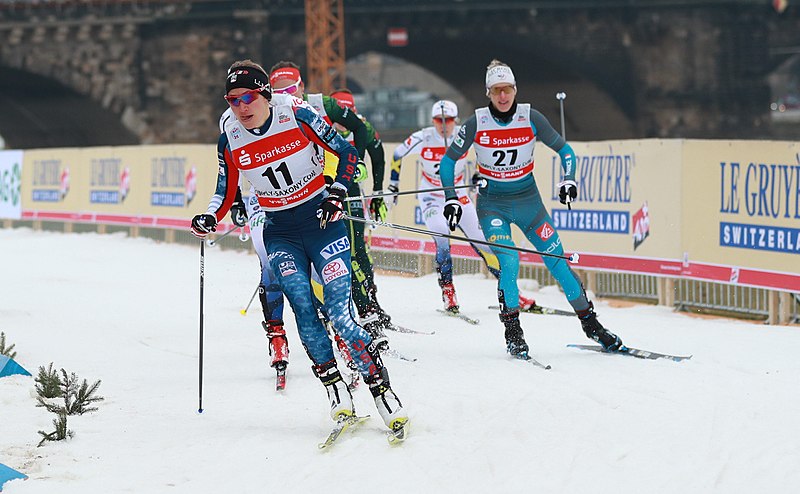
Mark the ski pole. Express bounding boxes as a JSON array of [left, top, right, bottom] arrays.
[[343, 214, 579, 264], [198, 239, 205, 413], [556, 92, 567, 140], [344, 181, 487, 203], [206, 226, 239, 247], [556, 91, 573, 211], [240, 285, 261, 316]]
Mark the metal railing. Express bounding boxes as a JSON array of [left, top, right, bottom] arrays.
[[594, 272, 659, 302], [674, 278, 771, 320]]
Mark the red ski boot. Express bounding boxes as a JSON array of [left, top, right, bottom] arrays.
[[440, 282, 459, 313], [263, 320, 289, 390], [518, 294, 538, 312]]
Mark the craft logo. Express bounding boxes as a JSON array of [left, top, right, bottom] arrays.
[[31, 159, 67, 202], [536, 222, 554, 241], [231, 126, 242, 141], [322, 258, 349, 284], [151, 157, 188, 207], [632, 202, 650, 250], [90, 158, 124, 204]]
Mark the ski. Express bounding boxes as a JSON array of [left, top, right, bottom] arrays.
[[488, 304, 575, 317], [318, 414, 371, 450], [437, 309, 480, 325], [381, 347, 417, 362], [387, 419, 409, 445], [567, 344, 692, 362], [275, 366, 286, 391], [385, 324, 435, 336], [511, 352, 552, 370]]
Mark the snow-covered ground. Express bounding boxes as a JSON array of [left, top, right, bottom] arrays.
[[2, 228, 799, 494]]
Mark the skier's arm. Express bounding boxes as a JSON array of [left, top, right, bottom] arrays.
[[295, 105, 358, 190], [441, 115, 477, 201], [205, 134, 241, 222], [324, 96, 368, 159], [531, 109, 575, 181], [390, 131, 423, 182]]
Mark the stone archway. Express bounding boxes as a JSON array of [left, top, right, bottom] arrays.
[[0, 66, 139, 149]]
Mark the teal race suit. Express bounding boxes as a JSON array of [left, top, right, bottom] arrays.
[[439, 101, 591, 314]]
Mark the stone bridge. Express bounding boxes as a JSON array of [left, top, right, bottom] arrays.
[[0, 0, 798, 148]]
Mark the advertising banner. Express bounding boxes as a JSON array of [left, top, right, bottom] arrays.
[[681, 140, 800, 278], [22, 145, 217, 227], [0, 150, 23, 219], [535, 139, 683, 262]]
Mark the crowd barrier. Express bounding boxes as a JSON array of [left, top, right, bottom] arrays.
[[1, 139, 798, 324]]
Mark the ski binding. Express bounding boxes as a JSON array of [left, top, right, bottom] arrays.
[[437, 308, 479, 325], [318, 414, 371, 450]]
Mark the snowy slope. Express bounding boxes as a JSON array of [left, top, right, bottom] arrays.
[[1, 228, 799, 494]]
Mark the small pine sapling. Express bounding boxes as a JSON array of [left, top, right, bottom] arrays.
[[0, 331, 17, 359], [35, 363, 63, 401], [34, 365, 104, 446], [38, 413, 73, 446]]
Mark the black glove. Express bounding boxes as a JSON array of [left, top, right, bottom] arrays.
[[191, 214, 217, 238], [317, 185, 347, 229], [387, 181, 400, 206], [369, 195, 388, 222], [230, 200, 248, 227], [443, 198, 463, 232], [557, 179, 577, 205], [471, 173, 488, 188]]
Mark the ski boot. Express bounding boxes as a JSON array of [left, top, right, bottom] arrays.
[[500, 310, 529, 357], [440, 281, 459, 313], [366, 284, 395, 333], [313, 359, 354, 421], [577, 302, 623, 352], [361, 311, 390, 351], [333, 333, 360, 390], [262, 320, 289, 371], [365, 367, 407, 433], [518, 294, 537, 312]]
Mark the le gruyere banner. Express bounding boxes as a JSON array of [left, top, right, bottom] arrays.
[[22, 145, 217, 225], [681, 140, 800, 272]]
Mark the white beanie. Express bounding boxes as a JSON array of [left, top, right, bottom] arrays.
[[485, 64, 516, 91], [431, 100, 458, 119]]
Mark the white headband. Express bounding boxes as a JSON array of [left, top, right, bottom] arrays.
[[432, 100, 458, 119], [485, 65, 516, 91]]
